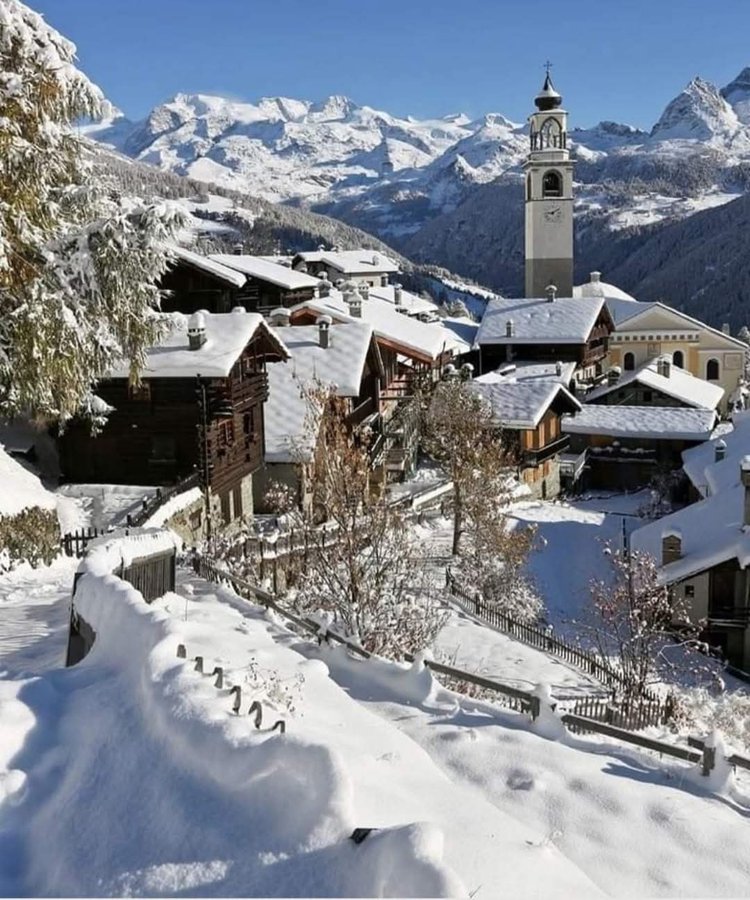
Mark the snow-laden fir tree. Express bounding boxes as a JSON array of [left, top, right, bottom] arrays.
[[0, 0, 185, 421]]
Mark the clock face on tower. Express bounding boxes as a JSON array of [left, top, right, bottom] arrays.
[[544, 206, 562, 223]]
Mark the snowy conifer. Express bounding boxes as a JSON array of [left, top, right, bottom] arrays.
[[0, 1, 185, 420]]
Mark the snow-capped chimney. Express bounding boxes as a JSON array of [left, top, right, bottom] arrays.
[[394, 283, 403, 306], [269, 307, 290, 327], [590, 271, 601, 284], [715, 439, 727, 463], [505, 319, 515, 338], [722, 323, 731, 335], [318, 276, 332, 298], [661, 529, 682, 565], [607, 366, 621, 385], [555, 361, 563, 377], [545, 283, 557, 303], [358, 283, 370, 301], [188, 312, 207, 350], [372, 253, 380, 266], [317, 315, 332, 349], [657, 357, 672, 378], [232, 242, 243, 255], [380, 274, 389, 287], [741, 456, 750, 527], [343, 283, 362, 318]]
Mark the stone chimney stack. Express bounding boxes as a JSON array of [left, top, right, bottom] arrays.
[[505, 319, 515, 338], [590, 271, 601, 285], [187, 312, 207, 350], [317, 315, 331, 349], [715, 439, 727, 463], [232, 242, 243, 255], [343, 283, 362, 318], [394, 283, 403, 306], [741, 456, 750, 527], [318, 277, 332, 298], [555, 360, 563, 377], [657, 357, 671, 378], [661, 529, 682, 565], [607, 366, 621, 385], [722, 323, 731, 336], [269, 307, 290, 328], [545, 283, 557, 303], [358, 283, 370, 301]]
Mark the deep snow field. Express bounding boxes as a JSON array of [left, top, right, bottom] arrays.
[[2, 489, 750, 897]]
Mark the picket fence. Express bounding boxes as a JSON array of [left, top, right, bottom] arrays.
[[446, 572, 664, 707]]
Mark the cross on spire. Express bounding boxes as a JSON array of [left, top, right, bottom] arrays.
[[544, 60, 553, 76]]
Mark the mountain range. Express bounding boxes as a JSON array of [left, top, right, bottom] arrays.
[[88, 68, 750, 328]]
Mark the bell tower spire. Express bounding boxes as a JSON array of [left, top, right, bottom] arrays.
[[524, 68, 574, 298]]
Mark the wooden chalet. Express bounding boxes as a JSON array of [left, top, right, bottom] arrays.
[[57, 311, 288, 528], [159, 247, 318, 316], [475, 291, 613, 380]]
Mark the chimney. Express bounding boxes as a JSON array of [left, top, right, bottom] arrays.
[[505, 319, 515, 338], [381, 274, 389, 287], [657, 357, 671, 378], [344, 286, 362, 318], [232, 242, 243, 255], [460, 362, 474, 381], [722, 323, 731, 336], [316, 315, 332, 349], [546, 283, 557, 303], [231, 305, 246, 315], [741, 456, 750, 527], [187, 312, 207, 350], [394, 283, 403, 306], [555, 360, 563, 377], [442, 363, 457, 380], [714, 439, 727, 463], [372, 253, 380, 266], [358, 283, 370, 301], [607, 366, 620, 385], [318, 277, 332, 298], [590, 271, 601, 284], [661, 529, 682, 565], [317, 243, 326, 252], [269, 307, 290, 327]]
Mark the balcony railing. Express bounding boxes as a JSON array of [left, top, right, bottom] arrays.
[[521, 435, 570, 468], [708, 606, 750, 626]]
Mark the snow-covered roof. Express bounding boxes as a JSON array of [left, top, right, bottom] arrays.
[[297, 249, 400, 275], [264, 322, 373, 463], [561, 405, 717, 441], [470, 381, 581, 430], [108, 312, 288, 379], [475, 296, 606, 346], [682, 411, 750, 497], [293, 290, 466, 361], [367, 285, 438, 316], [631, 484, 750, 583], [476, 360, 577, 386], [584, 357, 725, 409], [210, 254, 320, 291], [0, 445, 57, 517], [573, 276, 637, 304], [169, 246, 246, 288]]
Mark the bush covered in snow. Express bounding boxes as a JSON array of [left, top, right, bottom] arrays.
[[0, 506, 59, 572]]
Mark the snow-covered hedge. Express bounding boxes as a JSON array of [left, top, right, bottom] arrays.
[[0, 445, 59, 572]]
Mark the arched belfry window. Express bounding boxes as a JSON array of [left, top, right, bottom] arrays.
[[542, 170, 562, 198], [540, 117, 563, 149], [706, 358, 720, 381], [623, 352, 635, 371], [672, 350, 684, 368]]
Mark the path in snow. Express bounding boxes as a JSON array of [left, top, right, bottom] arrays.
[[0, 558, 76, 678], [510, 492, 652, 634]]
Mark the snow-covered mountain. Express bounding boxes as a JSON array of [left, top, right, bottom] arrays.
[[93, 68, 750, 245]]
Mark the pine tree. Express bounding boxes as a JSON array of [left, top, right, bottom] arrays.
[[0, 1, 185, 420]]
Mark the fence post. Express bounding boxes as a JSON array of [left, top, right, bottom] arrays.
[[529, 696, 540, 721], [702, 743, 716, 777]]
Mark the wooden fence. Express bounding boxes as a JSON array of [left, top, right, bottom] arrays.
[[189, 552, 750, 780], [447, 572, 662, 706], [61, 527, 107, 558]]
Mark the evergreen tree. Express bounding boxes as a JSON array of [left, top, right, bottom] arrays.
[[0, 1, 185, 420]]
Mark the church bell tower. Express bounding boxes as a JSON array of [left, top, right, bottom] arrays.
[[524, 70, 574, 298]]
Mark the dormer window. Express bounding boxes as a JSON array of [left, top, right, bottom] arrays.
[[542, 170, 562, 198]]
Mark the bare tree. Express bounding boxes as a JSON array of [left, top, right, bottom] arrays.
[[270, 389, 446, 658], [587, 547, 719, 699]]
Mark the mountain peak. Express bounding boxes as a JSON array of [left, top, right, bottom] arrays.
[[651, 76, 739, 141], [308, 94, 357, 121], [721, 66, 750, 124]]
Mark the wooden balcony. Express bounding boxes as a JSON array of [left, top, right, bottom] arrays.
[[521, 435, 570, 468]]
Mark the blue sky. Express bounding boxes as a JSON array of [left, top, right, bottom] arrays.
[[32, 0, 750, 128]]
